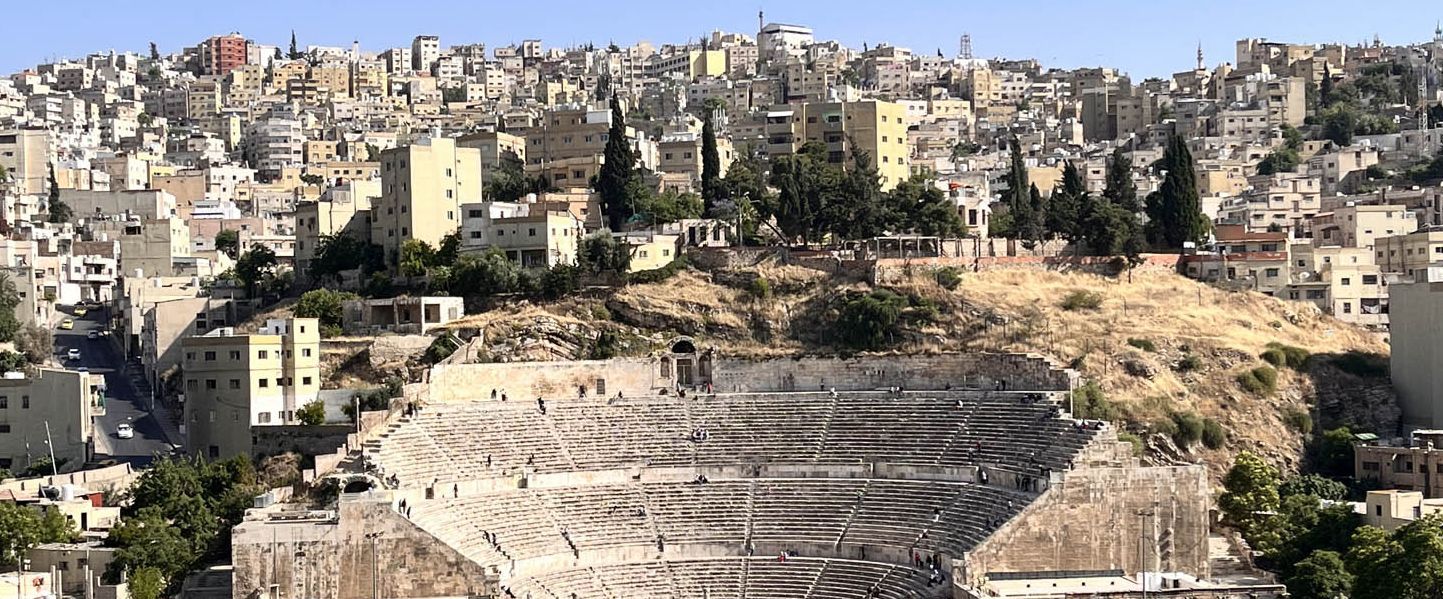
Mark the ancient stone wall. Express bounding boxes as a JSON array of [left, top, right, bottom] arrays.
[[251, 425, 356, 459], [961, 465, 1211, 585], [231, 498, 495, 599], [871, 254, 1183, 285]]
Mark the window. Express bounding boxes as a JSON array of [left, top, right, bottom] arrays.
[[19, 396, 26, 409], [1342, 302, 1352, 314], [1265, 268, 1279, 277], [0, 424, 9, 434], [258, 412, 271, 424], [529, 228, 537, 237], [229, 379, 241, 389], [204, 351, 216, 361], [303, 376, 312, 385], [188, 379, 198, 391], [229, 351, 241, 360], [259, 379, 269, 388], [1341, 278, 1351, 286], [1363, 275, 1378, 285], [205, 379, 217, 389], [0, 397, 6, 409], [259, 350, 269, 359]]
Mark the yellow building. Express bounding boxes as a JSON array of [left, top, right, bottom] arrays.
[[372, 137, 482, 270], [619, 232, 682, 272], [182, 318, 321, 459], [481, 211, 583, 268], [763, 100, 911, 189]]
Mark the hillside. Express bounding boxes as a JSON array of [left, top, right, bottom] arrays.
[[435, 260, 1394, 477]]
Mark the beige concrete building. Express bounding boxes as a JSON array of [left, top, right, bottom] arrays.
[[295, 180, 377, 285], [1361, 490, 1443, 530], [1313, 204, 1414, 249], [457, 131, 526, 184], [183, 318, 322, 459], [1356, 431, 1443, 497], [1181, 225, 1290, 295], [618, 231, 682, 272], [372, 137, 481, 270], [341, 296, 464, 335], [0, 129, 51, 196], [1286, 244, 1387, 326], [1375, 228, 1443, 279], [763, 100, 911, 189], [481, 211, 583, 268], [0, 369, 94, 473], [1218, 173, 1321, 234]]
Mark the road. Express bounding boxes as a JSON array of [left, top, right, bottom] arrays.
[[53, 306, 176, 467]]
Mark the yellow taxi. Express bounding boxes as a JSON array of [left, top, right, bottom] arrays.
[[58, 319, 74, 330], [74, 307, 88, 317]]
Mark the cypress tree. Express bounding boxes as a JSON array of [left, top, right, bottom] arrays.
[[597, 95, 639, 230], [1103, 147, 1139, 212], [1146, 136, 1208, 248], [1046, 162, 1085, 243], [701, 112, 722, 215], [1004, 136, 1038, 240], [1023, 183, 1046, 245], [47, 163, 72, 224], [289, 31, 301, 60]]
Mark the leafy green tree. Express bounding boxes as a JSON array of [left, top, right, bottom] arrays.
[[887, 175, 965, 237], [1257, 148, 1301, 175], [1283, 550, 1353, 599], [1320, 104, 1359, 147], [107, 508, 196, 583], [701, 112, 722, 215], [47, 163, 72, 223], [1346, 516, 1443, 599], [1219, 451, 1281, 533], [1144, 135, 1208, 248], [636, 189, 704, 225], [435, 232, 460, 265], [129, 567, 165, 599], [294, 289, 358, 335], [1314, 427, 1357, 477], [1281, 124, 1305, 151], [0, 273, 21, 343], [296, 400, 326, 426], [578, 232, 631, 275], [0, 502, 43, 568], [1279, 474, 1349, 501], [311, 233, 381, 285], [234, 244, 279, 297], [449, 249, 519, 297], [398, 239, 436, 277], [214, 229, 240, 259], [767, 141, 832, 243], [596, 95, 641, 230], [835, 290, 908, 350]]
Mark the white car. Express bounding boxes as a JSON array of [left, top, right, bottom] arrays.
[[66, 348, 81, 361], [87, 330, 99, 340], [115, 423, 134, 439]]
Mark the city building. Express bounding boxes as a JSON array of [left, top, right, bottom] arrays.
[[182, 318, 322, 459], [372, 137, 480, 270], [763, 100, 911, 189]]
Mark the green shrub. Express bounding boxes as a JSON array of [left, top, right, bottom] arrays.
[[627, 256, 687, 284], [1127, 338, 1157, 352], [1260, 348, 1287, 367], [589, 304, 612, 321], [1284, 407, 1314, 434], [834, 290, 909, 350], [423, 335, 459, 364], [1170, 411, 1205, 447], [1202, 418, 1227, 449], [1071, 381, 1116, 421], [1331, 351, 1388, 378], [1060, 290, 1104, 311], [935, 267, 963, 290], [1150, 417, 1179, 439], [296, 400, 327, 426], [1176, 355, 1203, 372], [1118, 432, 1145, 457], [748, 277, 773, 301], [1264, 342, 1310, 370], [1237, 366, 1278, 396], [589, 330, 620, 360]]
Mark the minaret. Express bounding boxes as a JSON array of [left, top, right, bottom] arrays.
[[1196, 41, 1204, 71], [758, 10, 764, 35]]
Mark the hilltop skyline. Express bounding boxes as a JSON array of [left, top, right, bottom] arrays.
[[4, 0, 1443, 77]]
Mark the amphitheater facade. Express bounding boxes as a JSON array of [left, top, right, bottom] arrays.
[[233, 347, 1231, 599]]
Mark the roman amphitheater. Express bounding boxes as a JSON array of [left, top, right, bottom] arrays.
[[232, 343, 1283, 598]]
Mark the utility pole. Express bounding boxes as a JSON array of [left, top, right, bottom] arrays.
[[43, 421, 57, 476], [366, 532, 383, 599]]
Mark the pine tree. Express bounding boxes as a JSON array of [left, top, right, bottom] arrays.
[[1145, 136, 1208, 248], [596, 95, 639, 230], [288, 31, 301, 60], [700, 111, 722, 216]]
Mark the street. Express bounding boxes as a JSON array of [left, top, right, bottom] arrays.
[[52, 306, 177, 467]]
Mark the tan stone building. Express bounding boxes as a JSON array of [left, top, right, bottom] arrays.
[[372, 137, 481, 270], [763, 100, 911, 189], [183, 318, 322, 459], [1375, 228, 1443, 279], [0, 369, 94, 472], [295, 180, 378, 285]]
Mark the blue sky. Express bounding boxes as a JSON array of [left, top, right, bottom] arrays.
[[3, 0, 1441, 78]]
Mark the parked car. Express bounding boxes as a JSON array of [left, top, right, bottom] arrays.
[[73, 307, 88, 317], [116, 423, 133, 439], [58, 319, 74, 330], [66, 348, 80, 361], [87, 330, 100, 340]]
